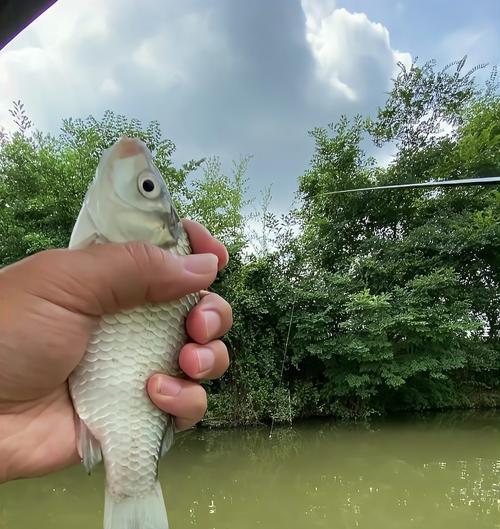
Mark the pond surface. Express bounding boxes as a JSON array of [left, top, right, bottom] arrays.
[[1, 412, 500, 529]]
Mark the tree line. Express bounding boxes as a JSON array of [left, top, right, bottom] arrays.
[[1, 57, 499, 424]]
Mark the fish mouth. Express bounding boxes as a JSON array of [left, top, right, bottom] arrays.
[[115, 137, 145, 159]]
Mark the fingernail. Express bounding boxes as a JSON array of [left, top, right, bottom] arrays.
[[157, 377, 182, 396], [203, 309, 221, 337], [184, 254, 218, 275], [197, 347, 215, 372]]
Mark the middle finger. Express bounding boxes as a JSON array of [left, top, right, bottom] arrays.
[[186, 291, 233, 344]]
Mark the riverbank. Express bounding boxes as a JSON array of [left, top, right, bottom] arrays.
[[201, 388, 500, 428]]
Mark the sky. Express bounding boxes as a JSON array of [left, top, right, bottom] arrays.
[[1, 0, 498, 213]]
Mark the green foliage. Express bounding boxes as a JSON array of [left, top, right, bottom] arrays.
[[369, 57, 491, 151], [183, 156, 250, 252], [0, 110, 245, 266], [1, 56, 499, 425], [206, 255, 296, 424], [287, 57, 500, 419]]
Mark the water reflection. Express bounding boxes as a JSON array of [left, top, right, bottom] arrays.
[[1, 412, 499, 529]]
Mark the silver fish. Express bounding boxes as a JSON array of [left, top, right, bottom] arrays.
[[68, 137, 199, 529]]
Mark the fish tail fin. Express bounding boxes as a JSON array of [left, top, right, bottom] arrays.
[[104, 482, 168, 529]]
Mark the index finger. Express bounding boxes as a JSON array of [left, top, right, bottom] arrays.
[[183, 220, 229, 271]]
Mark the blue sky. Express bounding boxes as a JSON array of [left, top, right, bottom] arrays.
[[0, 0, 498, 212]]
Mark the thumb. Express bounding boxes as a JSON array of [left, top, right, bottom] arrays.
[[12, 241, 218, 315]]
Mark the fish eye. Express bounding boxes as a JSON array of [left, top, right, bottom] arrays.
[[142, 179, 155, 192], [138, 172, 161, 199]]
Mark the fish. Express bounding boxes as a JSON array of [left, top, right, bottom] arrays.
[[68, 137, 199, 529]]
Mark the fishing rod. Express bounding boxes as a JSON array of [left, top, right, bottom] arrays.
[[321, 176, 500, 195]]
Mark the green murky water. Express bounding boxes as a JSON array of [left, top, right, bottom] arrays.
[[1, 412, 500, 528]]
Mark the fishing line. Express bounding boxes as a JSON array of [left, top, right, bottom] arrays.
[[269, 295, 296, 439]]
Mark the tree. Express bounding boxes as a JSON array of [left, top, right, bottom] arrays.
[[290, 57, 500, 417]]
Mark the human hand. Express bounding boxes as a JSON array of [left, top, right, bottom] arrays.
[[0, 220, 231, 483]]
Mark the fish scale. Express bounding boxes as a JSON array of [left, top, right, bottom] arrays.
[[70, 230, 198, 502]]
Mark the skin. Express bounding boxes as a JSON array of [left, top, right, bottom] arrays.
[[0, 219, 232, 484]]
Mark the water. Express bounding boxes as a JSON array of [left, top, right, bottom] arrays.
[[1, 412, 499, 528]]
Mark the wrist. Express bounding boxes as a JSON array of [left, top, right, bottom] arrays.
[[0, 403, 31, 483]]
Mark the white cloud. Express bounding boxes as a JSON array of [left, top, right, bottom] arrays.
[[100, 77, 120, 95], [131, 35, 188, 87], [0, 0, 230, 132], [132, 38, 160, 70], [0, 0, 114, 132], [301, 0, 411, 102]]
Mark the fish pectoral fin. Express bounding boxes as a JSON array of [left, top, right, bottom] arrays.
[[76, 417, 102, 474], [160, 417, 175, 458]]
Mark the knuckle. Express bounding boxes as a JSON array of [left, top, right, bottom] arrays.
[[123, 241, 153, 267], [123, 241, 168, 275]]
